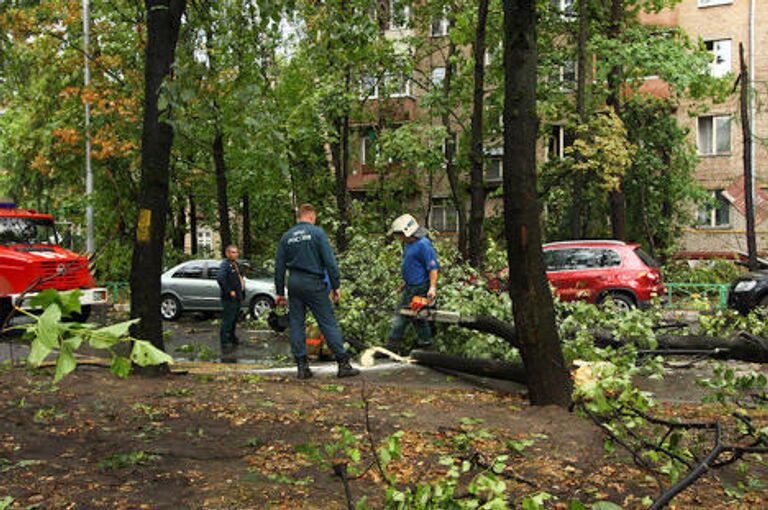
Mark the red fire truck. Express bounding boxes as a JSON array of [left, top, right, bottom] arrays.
[[0, 201, 107, 324]]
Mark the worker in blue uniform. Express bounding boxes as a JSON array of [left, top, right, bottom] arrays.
[[385, 213, 440, 355], [216, 244, 244, 353], [275, 203, 360, 379]]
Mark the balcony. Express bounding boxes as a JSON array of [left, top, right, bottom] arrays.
[[347, 165, 380, 191], [351, 96, 418, 126]]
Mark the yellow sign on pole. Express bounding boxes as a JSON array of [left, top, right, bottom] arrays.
[[137, 208, 151, 243]]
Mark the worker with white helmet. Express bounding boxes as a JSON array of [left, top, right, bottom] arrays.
[[385, 213, 440, 354]]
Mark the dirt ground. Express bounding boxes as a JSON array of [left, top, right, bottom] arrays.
[[1, 365, 766, 510]]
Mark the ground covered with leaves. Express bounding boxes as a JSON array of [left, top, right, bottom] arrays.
[[1, 366, 765, 510]]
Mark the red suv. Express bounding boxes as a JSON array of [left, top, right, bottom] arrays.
[[490, 240, 664, 310]]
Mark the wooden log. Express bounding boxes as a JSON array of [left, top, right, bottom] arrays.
[[410, 349, 527, 384]]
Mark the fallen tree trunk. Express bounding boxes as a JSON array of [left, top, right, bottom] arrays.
[[594, 329, 768, 364], [410, 349, 527, 385]]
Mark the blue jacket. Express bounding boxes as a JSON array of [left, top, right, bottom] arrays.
[[217, 259, 244, 301], [402, 237, 440, 286], [275, 222, 340, 295]]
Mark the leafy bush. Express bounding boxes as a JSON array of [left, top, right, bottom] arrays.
[[663, 259, 743, 284]]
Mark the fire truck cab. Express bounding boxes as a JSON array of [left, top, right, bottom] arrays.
[[0, 201, 108, 324]]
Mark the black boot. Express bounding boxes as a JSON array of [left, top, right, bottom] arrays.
[[336, 356, 360, 378], [296, 356, 313, 379]]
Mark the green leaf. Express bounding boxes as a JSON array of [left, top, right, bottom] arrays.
[[110, 356, 132, 379], [27, 339, 52, 367], [28, 289, 60, 309], [592, 502, 624, 510], [53, 346, 77, 383], [36, 304, 62, 349], [0, 496, 14, 510], [63, 336, 83, 351], [94, 319, 139, 339], [130, 340, 173, 367]]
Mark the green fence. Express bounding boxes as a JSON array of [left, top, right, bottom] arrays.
[[664, 282, 729, 310], [99, 281, 130, 304]]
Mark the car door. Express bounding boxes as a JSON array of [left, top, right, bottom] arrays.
[[544, 249, 577, 301], [169, 261, 208, 309], [201, 261, 226, 311]]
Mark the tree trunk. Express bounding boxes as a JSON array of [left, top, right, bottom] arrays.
[[441, 31, 469, 259], [332, 114, 351, 253], [213, 132, 232, 256], [172, 201, 185, 251], [740, 43, 758, 271], [468, 0, 490, 268], [570, 0, 591, 239], [607, 0, 626, 241], [502, 0, 572, 407], [242, 193, 252, 259], [129, 0, 186, 358], [189, 192, 198, 255], [410, 350, 527, 384]]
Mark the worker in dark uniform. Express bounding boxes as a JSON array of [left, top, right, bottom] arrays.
[[385, 214, 440, 355], [217, 244, 245, 353], [275, 204, 360, 379]]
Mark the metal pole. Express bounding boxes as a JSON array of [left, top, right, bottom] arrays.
[[83, 0, 94, 253]]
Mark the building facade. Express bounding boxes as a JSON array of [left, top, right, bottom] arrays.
[[642, 0, 768, 258]]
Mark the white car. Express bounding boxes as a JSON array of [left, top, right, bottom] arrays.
[[160, 259, 277, 321]]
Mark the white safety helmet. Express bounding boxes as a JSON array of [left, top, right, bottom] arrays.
[[388, 213, 420, 237]]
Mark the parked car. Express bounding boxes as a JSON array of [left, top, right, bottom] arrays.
[[489, 240, 665, 310], [160, 259, 277, 321], [727, 271, 768, 314]]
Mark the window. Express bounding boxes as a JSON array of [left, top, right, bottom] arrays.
[[361, 128, 378, 166], [197, 229, 213, 254], [173, 261, 205, 279], [431, 66, 446, 86], [382, 72, 410, 97], [431, 16, 449, 37], [544, 248, 621, 271], [704, 39, 731, 77], [430, 200, 459, 232], [442, 132, 459, 158], [550, 0, 576, 18], [389, 0, 409, 30], [486, 158, 502, 183], [697, 190, 730, 227], [360, 74, 379, 99], [550, 60, 576, 90], [698, 115, 731, 155], [698, 0, 733, 7], [547, 125, 574, 160]]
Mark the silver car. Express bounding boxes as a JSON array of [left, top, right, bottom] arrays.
[[160, 259, 277, 321]]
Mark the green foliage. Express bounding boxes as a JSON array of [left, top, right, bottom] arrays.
[[98, 451, 161, 471], [18, 290, 172, 381], [697, 363, 768, 409], [663, 259, 743, 285]]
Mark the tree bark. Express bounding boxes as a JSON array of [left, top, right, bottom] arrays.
[[607, 0, 626, 241], [740, 43, 758, 271], [242, 193, 252, 259], [172, 201, 185, 251], [189, 192, 198, 255], [410, 350, 527, 384], [502, 0, 572, 407], [129, 0, 186, 358], [441, 29, 469, 259], [213, 132, 232, 256], [570, 0, 591, 239], [468, 0, 490, 268]]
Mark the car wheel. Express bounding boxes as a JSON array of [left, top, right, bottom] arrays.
[[250, 295, 275, 320], [160, 294, 182, 321], [600, 292, 635, 312]]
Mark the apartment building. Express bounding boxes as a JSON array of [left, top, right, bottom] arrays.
[[642, 0, 768, 258]]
